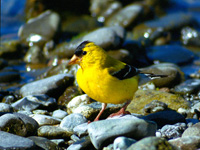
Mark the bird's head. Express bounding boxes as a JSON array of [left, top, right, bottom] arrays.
[[69, 41, 106, 67]]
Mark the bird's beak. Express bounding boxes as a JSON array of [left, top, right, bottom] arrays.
[[68, 55, 80, 65]]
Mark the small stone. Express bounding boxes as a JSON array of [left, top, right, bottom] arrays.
[[30, 114, 61, 126], [38, 125, 72, 139], [0, 103, 13, 112], [143, 100, 168, 115], [142, 110, 186, 129], [52, 109, 68, 119], [127, 136, 174, 150], [182, 122, 200, 137], [28, 136, 60, 150], [73, 122, 88, 137], [172, 79, 200, 95], [113, 136, 136, 150], [33, 109, 49, 115], [0, 131, 36, 149], [67, 136, 94, 150], [20, 74, 74, 98], [169, 136, 200, 150], [88, 117, 156, 149], [0, 113, 27, 136], [60, 113, 87, 132]]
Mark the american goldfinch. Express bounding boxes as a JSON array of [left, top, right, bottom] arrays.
[[69, 41, 166, 121]]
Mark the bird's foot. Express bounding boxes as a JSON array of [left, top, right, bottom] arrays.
[[107, 108, 131, 118]]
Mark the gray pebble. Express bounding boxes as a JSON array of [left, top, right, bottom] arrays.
[[60, 113, 87, 132], [88, 118, 157, 149], [127, 136, 174, 150], [30, 114, 61, 126], [73, 122, 88, 137], [20, 74, 74, 98], [182, 122, 200, 137], [0, 113, 27, 136], [67, 136, 93, 150], [38, 125, 72, 139], [113, 136, 136, 150], [0, 131, 36, 149], [0, 103, 13, 112], [52, 109, 68, 119]]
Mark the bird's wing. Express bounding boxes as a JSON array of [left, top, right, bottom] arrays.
[[109, 64, 139, 80]]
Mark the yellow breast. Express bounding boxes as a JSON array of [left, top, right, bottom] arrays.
[[76, 67, 138, 104]]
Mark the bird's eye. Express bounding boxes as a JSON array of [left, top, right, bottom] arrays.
[[82, 51, 87, 55]]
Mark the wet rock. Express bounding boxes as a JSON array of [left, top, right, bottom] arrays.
[[12, 95, 57, 111], [20, 74, 74, 98], [0, 103, 13, 112], [127, 136, 174, 150], [38, 125, 72, 139], [147, 45, 194, 65], [0, 131, 36, 149], [14, 112, 39, 136], [142, 110, 186, 129], [51, 26, 125, 58], [181, 27, 200, 47], [0, 40, 22, 58], [67, 136, 94, 150], [133, 13, 195, 40], [0, 70, 20, 83], [60, 113, 87, 132], [127, 89, 189, 115], [33, 109, 49, 115], [28, 136, 60, 150], [182, 122, 200, 137], [113, 136, 136, 150], [73, 122, 88, 137], [52, 109, 68, 119], [30, 114, 61, 126], [2, 95, 15, 104], [140, 63, 183, 87], [18, 10, 60, 46], [0, 113, 27, 136], [105, 3, 144, 28], [143, 100, 168, 115], [169, 136, 200, 150], [172, 79, 200, 95], [88, 117, 156, 149], [24, 45, 46, 64], [157, 123, 186, 139]]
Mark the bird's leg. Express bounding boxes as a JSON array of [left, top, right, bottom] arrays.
[[93, 103, 107, 122], [108, 100, 131, 118]]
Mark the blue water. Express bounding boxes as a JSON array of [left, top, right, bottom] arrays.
[[0, 0, 26, 39]]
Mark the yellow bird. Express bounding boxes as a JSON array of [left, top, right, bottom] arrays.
[[69, 41, 165, 121]]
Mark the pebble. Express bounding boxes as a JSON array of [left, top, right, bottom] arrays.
[[52, 109, 68, 119], [172, 79, 200, 95], [20, 74, 74, 98], [182, 122, 200, 137], [28, 136, 60, 150], [18, 10, 60, 46], [142, 110, 186, 129], [30, 114, 61, 126], [0, 113, 27, 136], [127, 89, 189, 115], [37, 125, 72, 139], [11, 94, 56, 112], [147, 45, 195, 65], [113, 136, 136, 150], [14, 112, 39, 136], [60, 113, 87, 132], [67, 136, 94, 150], [0, 103, 13, 112], [157, 123, 186, 139], [127, 136, 174, 150], [73, 122, 88, 137], [105, 4, 143, 28], [169, 136, 200, 150], [140, 63, 183, 87], [88, 117, 157, 149], [0, 131, 36, 149], [143, 100, 168, 115]]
